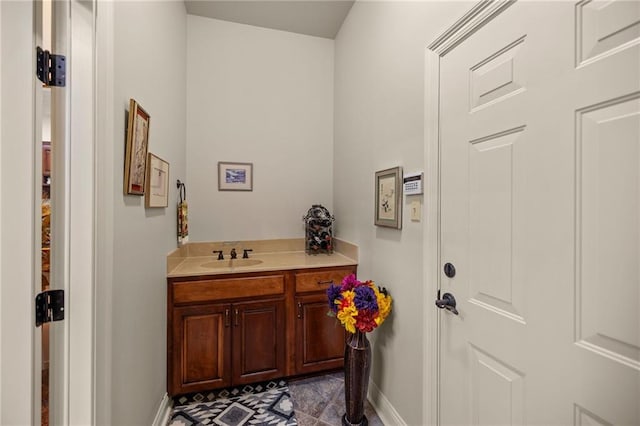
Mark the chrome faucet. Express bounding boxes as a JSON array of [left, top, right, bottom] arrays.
[[230, 248, 237, 259]]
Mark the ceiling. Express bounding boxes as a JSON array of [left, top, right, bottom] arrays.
[[184, 0, 355, 39]]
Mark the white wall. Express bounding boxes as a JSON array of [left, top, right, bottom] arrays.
[[98, 1, 187, 424], [186, 16, 335, 242], [93, 2, 483, 424], [333, 2, 472, 424]]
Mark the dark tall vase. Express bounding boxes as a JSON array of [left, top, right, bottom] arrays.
[[342, 330, 371, 426]]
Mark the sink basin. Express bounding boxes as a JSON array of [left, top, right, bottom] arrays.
[[201, 259, 264, 269]]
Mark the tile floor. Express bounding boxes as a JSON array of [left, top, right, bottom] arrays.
[[288, 372, 384, 426]]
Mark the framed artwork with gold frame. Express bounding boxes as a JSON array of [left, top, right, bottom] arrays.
[[145, 153, 169, 208], [124, 98, 150, 195]]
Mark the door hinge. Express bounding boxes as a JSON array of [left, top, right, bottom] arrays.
[[35, 289, 65, 327], [36, 46, 66, 87]]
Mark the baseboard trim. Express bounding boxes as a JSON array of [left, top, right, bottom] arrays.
[[152, 393, 172, 426], [367, 380, 407, 426]]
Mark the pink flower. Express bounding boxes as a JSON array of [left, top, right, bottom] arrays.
[[340, 274, 360, 291]]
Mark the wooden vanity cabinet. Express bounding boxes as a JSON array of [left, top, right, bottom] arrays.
[[168, 265, 356, 395], [293, 267, 356, 375], [168, 273, 286, 396]]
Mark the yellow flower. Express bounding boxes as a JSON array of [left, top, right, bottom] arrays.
[[373, 287, 392, 326], [342, 290, 355, 304], [337, 303, 358, 334]]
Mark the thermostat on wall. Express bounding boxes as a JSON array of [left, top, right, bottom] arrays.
[[403, 172, 423, 195]]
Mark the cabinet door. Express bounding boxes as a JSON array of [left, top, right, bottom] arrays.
[[232, 298, 286, 384], [170, 304, 232, 395], [295, 293, 345, 375]]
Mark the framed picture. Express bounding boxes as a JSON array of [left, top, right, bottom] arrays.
[[218, 162, 253, 191], [145, 153, 169, 208], [375, 166, 403, 229], [124, 98, 150, 195]]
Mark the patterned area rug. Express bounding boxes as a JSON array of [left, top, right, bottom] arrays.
[[169, 380, 298, 426]]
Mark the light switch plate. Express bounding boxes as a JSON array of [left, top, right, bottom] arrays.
[[411, 201, 421, 222]]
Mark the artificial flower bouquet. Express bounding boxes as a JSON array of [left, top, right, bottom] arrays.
[[327, 274, 392, 333]]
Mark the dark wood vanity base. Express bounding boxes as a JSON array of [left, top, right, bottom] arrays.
[[167, 265, 356, 396]]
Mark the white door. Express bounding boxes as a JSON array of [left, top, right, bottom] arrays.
[[0, 0, 94, 423], [435, 1, 640, 425], [1, 1, 42, 423]]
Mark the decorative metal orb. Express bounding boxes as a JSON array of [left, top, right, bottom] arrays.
[[302, 204, 335, 254]]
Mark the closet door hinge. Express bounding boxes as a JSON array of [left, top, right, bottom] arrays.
[[36, 46, 66, 87], [35, 289, 65, 327]]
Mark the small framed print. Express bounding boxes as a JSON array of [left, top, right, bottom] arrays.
[[375, 166, 403, 229], [145, 153, 169, 208], [218, 162, 253, 191], [124, 98, 150, 195]]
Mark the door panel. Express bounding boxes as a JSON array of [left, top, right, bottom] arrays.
[[172, 304, 231, 394], [232, 298, 285, 384], [436, 1, 639, 425], [577, 0, 640, 66], [469, 345, 524, 426], [468, 127, 526, 322], [183, 313, 225, 384], [295, 293, 345, 374], [470, 37, 526, 111], [577, 96, 640, 368]]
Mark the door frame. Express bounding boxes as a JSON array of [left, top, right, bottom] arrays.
[[60, 0, 97, 423], [422, 1, 516, 424], [94, 0, 115, 424]]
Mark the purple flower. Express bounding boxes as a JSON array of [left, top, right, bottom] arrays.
[[353, 285, 378, 312], [341, 274, 360, 291], [326, 284, 342, 313]]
